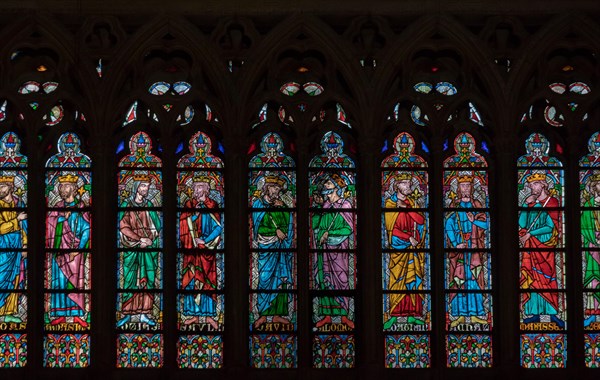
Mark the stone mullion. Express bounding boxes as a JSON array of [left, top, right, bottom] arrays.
[[356, 134, 380, 376]]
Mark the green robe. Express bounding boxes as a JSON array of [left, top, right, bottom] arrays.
[[118, 200, 162, 314], [582, 198, 600, 290]]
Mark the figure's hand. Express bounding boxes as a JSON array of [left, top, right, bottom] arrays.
[[139, 237, 152, 248], [195, 238, 205, 246], [276, 229, 287, 241], [519, 231, 531, 246], [525, 195, 537, 204], [17, 212, 27, 221], [320, 231, 329, 245], [409, 236, 419, 247], [467, 212, 474, 222], [456, 243, 467, 249]]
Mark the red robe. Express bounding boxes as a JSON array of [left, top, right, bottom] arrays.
[[520, 196, 560, 309], [179, 198, 218, 291]]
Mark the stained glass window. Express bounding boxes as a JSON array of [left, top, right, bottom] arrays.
[[44, 132, 91, 368], [580, 131, 600, 368], [248, 132, 297, 368], [177, 131, 225, 368], [443, 132, 492, 368], [123, 102, 138, 127], [541, 81, 591, 127], [381, 132, 430, 368], [309, 131, 356, 368], [517, 132, 566, 368], [116, 131, 163, 368], [0, 132, 27, 368]]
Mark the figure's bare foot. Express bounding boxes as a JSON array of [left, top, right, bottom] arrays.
[[140, 314, 156, 326], [184, 316, 199, 325], [50, 316, 66, 325], [450, 316, 465, 329], [206, 316, 219, 330], [73, 316, 89, 328], [253, 316, 267, 329], [341, 316, 354, 329], [470, 316, 488, 325], [4, 315, 22, 323], [116, 315, 131, 328], [273, 316, 291, 324], [315, 316, 332, 328]]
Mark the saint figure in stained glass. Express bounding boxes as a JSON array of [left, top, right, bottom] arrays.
[[384, 172, 426, 249], [381, 132, 430, 368], [117, 173, 162, 327], [383, 171, 426, 329], [46, 173, 90, 327], [178, 176, 222, 329], [176, 130, 224, 368], [0, 131, 27, 367], [309, 131, 356, 368], [445, 173, 488, 249], [580, 133, 600, 332], [443, 133, 490, 331], [0, 176, 26, 323], [179, 176, 223, 248], [444, 172, 489, 328], [311, 172, 354, 329], [518, 171, 563, 327], [43, 132, 92, 367], [518, 133, 565, 368], [251, 172, 294, 328], [249, 131, 297, 368], [582, 173, 600, 328]]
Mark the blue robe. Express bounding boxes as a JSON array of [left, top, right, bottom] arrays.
[[252, 196, 293, 316], [0, 197, 26, 317], [445, 200, 489, 318]]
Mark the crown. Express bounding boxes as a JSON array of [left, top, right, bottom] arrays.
[[0, 175, 14, 184], [589, 173, 600, 182], [527, 172, 546, 182], [457, 174, 473, 183], [58, 174, 79, 183], [394, 172, 412, 181], [329, 173, 346, 188], [192, 175, 211, 183], [133, 173, 151, 182], [265, 175, 285, 187]]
